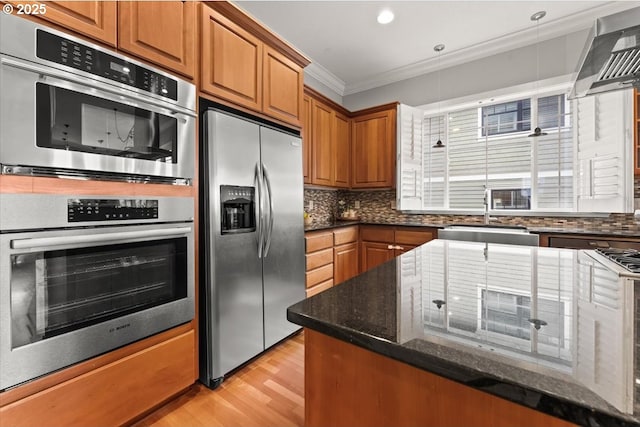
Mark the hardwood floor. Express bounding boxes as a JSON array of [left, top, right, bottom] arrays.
[[132, 331, 304, 427]]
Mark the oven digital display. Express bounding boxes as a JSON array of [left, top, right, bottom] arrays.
[[68, 199, 159, 222]]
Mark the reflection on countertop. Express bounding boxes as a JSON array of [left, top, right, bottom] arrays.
[[288, 240, 640, 426]]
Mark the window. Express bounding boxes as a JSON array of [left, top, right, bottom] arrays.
[[481, 99, 530, 136], [447, 94, 571, 210], [398, 88, 633, 214]]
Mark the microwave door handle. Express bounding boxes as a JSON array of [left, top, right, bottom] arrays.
[[11, 227, 192, 250], [262, 163, 274, 258], [0, 56, 195, 118]]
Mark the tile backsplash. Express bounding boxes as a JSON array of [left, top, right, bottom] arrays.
[[304, 181, 640, 234]]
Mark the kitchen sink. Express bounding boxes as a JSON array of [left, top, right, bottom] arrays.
[[437, 225, 539, 246]]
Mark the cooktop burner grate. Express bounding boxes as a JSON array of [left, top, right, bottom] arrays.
[[595, 248, 640, 273]]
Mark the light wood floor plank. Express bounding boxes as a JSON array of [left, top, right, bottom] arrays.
[[132, 331, 304, 427]]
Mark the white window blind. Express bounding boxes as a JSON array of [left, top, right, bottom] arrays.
[[397, 87, 633, 213]]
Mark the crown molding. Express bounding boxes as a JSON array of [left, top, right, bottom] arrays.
[[304, 62, 346, 97], [342, 2, 634, 96]]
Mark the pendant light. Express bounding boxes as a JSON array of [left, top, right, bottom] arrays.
[[433, 44, 446, 148], [528, 11, 548, 138]]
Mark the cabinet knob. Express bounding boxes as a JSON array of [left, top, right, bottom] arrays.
[[387, 245, 395, 250]]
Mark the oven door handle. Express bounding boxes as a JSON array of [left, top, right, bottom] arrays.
[[11, 227, 192, 250], [0, 56, 195, 118]]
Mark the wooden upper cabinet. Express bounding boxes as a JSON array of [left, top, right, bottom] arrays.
[[263, 45, 304, 126], [201, 6, 263, 112], [200, 3, 308, 127], [118, 1, 195, 78], [311, 100, 334, 186], [334, 111, 351, 188], [303, 95, 312, 184], [351, 106, 397, 188], [14, 1, 117, 46]]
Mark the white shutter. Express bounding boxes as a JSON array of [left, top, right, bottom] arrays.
[[575, 90, 633, 213], [397, 104, 424, 210]]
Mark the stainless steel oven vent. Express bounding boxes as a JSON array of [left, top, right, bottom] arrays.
[[570, 6, 640, 98]]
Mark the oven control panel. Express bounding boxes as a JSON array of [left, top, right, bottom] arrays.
[[68, 199, 159, 222], [36, 30, 178, 101]]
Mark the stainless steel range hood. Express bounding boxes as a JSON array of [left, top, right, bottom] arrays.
[[569, 6, 640, 99]]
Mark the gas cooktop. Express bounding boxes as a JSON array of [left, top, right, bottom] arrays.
[[595, 248, 640, 273]]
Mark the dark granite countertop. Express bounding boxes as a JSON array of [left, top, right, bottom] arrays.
[[304, 220, 640, 238], [288, 240, 640, 426]]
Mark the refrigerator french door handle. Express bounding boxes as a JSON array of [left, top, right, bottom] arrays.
[[255, 163, 264, 259], [262, 163, 274, 257]]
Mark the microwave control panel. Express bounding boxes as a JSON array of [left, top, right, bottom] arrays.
[[68, 199, 159, 222], [36, 30, 178, 101]]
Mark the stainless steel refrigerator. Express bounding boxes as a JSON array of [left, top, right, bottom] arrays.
[[199, 106, 305, 389]]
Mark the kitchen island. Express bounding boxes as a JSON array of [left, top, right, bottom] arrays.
[[288, 240, 640, 427]]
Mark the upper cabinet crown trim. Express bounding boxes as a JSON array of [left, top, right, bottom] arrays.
[[203, 1, 311, 68]]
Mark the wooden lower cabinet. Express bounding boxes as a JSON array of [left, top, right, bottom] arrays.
[[305, 230, 334, 297], [360, 225, 435, 272], [334, 242, 359, 284], [539, 233, 640, 249], [0, 331, 195, 427], [305, 226, 359, 296], [305, 329, 576, 427], [361, 241, 395, 271]]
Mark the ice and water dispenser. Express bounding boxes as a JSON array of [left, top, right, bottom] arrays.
[[220, 185, 255, 234]]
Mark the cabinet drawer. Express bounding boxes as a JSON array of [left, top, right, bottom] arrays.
[[0, 331, 194, 426], [334, 226, 358, 245], [306, 279, 333, 298], [306, 263, 333, 288], [360, 226, 394, 243], [306, 248, 333, 271], [306, 231, 334, 253], [395, 229, 434, 245]]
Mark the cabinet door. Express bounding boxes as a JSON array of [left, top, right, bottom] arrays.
[[352, 108, 396, 188], [311, 100, 334, 186], [334, 111, 351, 188], [201, 6, 262, 112], [334, 242, 359, 284], [118, 1, 195, 78], [13, 1, 117, 46], [263, 45, 304, 127], [361, 242, 394, 272], [303, 95, 312, 184], [394, 245, 417, 257]]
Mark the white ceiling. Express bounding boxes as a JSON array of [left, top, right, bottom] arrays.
[[234, 1, 640, 96]]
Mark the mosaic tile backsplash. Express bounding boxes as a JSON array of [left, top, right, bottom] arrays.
[[304, 179, 640, 235]]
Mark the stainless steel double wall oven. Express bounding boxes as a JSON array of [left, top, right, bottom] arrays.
[[0, 14, 197, 390]]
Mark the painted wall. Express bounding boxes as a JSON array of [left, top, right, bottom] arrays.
[[341, 29, 589, 111]]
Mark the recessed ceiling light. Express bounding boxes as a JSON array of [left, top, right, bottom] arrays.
[[377, 9, 394, 24]]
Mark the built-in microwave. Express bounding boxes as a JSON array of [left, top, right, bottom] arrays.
[[0, 13, 196, 184]]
